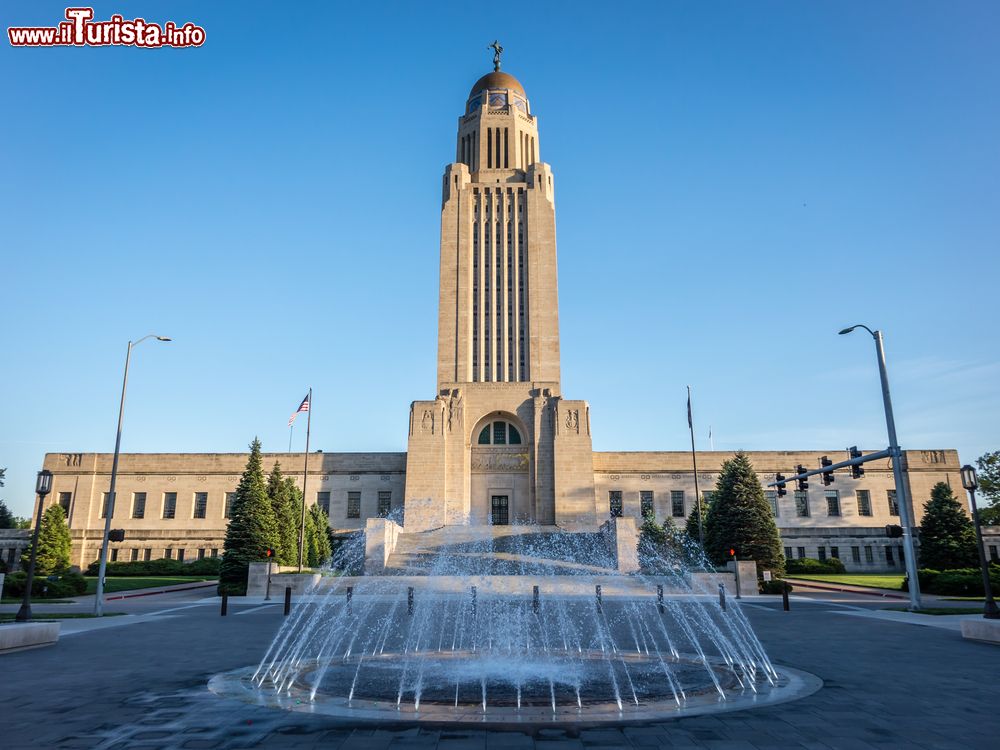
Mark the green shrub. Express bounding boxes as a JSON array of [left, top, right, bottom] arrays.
[[2, 570, 86, 598], [184, 557, 221, 576], [785, 557, 846, 574], [84, 557, 220, 577], [759, 579, 792, 595], [902, 567, 1000, 596]]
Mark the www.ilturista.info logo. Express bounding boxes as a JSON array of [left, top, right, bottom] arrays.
[[8, 7, 205, 48]]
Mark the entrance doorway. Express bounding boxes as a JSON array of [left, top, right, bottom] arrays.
[[491, 495, 509, 525]]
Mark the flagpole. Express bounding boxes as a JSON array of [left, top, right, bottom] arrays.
[[688, 386, 704, 547], [297, 387, 311, 572], [288, 423, 294, 453]]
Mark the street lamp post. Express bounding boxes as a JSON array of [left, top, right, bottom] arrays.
[[839, 325, 922, 610], [15, 470, 54, 622], [959, 465, 1000, 619], [93, 334, 171, 617]]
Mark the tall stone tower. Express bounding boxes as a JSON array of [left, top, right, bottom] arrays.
[[404, 53, 596, 531]]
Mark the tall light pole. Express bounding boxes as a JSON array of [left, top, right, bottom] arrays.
[[15, 470, 53, 622], [839, 325, 922, 610], [93, 334, 171, 616], [959, 465, 1000, 619]]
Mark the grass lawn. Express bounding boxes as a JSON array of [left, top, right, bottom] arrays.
[[0, 612, 125, 622], [785, 573, 904, 590], [84, 576, 216, 595], [886, 607, 984, 616]]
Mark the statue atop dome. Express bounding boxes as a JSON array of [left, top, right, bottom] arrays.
[[489, 40, 503, 72]]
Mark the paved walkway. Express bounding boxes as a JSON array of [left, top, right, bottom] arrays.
[[0, 590, 997, 749]]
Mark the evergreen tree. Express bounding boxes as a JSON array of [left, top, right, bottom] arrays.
[[309, 503, 332, 566], [919, 482, 978, 569], [975, 451, 1000, 526], [703, 452, 785, 577], [220, 439, 280, 593], [21, 504, 71, 574], [0, 498, 15, 529], [285, 479, 306, 567], [266, 463, 299, 565], [685, 498, 706, 546]]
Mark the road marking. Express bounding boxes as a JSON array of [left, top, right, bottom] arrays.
[[146, 602, 213, 617], [236, 603, 280, 616]]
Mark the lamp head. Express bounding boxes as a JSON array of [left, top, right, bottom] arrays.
[[35, 469, 53, 497], [156, 336, 172, 342], [838, 326, 857, 335], [960, 464, 978, 492]]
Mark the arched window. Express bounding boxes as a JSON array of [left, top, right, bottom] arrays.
[[476, 420, 522, 445]]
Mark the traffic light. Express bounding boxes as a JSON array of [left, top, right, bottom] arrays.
[[264, 548, 275, 558], [885, 524, 903, 538], [848, 446, 865, 479], [795, 464, 809, 492], [775, 473, 787, 497], [820, 456, 835, 486], [108, 529, 125, 542]]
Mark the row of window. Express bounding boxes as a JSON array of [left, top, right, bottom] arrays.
[[109, 547, 219, 563], [608, 488, 898, 520], [345, 491, 394, 519], [783, 544, 912, 566]]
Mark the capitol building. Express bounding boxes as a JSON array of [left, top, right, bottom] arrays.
[[13, 60, 974, 575]]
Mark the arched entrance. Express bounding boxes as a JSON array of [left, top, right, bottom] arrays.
[[469, 412, 531, 525]]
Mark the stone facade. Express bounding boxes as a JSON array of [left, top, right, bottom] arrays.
[[27, 65, 999, 576]]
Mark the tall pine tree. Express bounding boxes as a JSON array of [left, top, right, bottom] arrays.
[[308, 504, 333, 567], [919, 482, 978, 569], [21, 504, 72, 575], [266, 462, 300, 566], [703, 452, 785, 577], [220, 439, 279, 593]]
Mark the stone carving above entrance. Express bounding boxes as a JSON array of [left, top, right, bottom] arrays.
[[565, 409, 579, 433], [471, 448, 529, 473]]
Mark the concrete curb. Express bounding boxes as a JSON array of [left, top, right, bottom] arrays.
[[104, 581, 218, 601], [785, 578, 907, 599]]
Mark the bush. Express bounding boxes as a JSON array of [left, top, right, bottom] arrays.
[[2, 570, 86, 598], [84, 557, 220, 577], [785, 557, 846, 574], [902, 566, 1000, 596], [759, 579, 792, 595]]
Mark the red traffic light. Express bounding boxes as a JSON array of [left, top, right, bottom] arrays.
[[265, 548, 274, 557], [729, 548, 736, 557]]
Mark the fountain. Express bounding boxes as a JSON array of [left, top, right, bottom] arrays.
[[210, 521, 821, 726]]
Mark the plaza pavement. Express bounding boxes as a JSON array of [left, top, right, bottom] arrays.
[[0, 586, 998, 749]]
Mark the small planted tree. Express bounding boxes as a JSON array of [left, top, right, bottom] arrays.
[[919, 482, 978, 570], [21, 504, 72, 575], [703, 452, 785, 578], [220, 439, 280, 593], [308, 503, 333, 567]]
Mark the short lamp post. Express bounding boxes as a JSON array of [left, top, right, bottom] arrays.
[[15, 470, 54, 622], [960, 465, 1000, 619]]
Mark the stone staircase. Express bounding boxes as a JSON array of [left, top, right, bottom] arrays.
[[384, 525, 617, 575]]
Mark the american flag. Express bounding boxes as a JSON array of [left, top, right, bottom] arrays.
[[288, 394, 310, 427]]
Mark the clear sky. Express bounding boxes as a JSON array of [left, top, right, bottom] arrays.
[[2, 1, 998, 517]]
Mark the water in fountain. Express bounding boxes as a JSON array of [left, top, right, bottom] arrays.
[[238, 515, 785, 724]]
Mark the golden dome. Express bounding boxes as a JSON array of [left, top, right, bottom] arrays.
[[468, 71, 525, 99]]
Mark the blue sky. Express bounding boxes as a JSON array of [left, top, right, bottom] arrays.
[[2, 1, 998, 517]]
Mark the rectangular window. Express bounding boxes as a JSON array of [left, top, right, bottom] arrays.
[[885, 546, 894, 565], [609, 490, 623, 518], [795, 491, 810, 517], [143, 548, 151, 562], [318, 491, 331, 515], [887, 490, 899, 516], [111, 548, 119, 562], [130, 548, 139, 562], [211, 548, 218, 558], [990, 545, 999, 563], [818, 546, 827, 562], [766, 490, 779, 517], [640, 491, 654, 519], [784, 546, 793, 560], [163, 492, 177, 519], [856, 490, 872, 517], [826, 491, 840, 517], [831, 546, 840, 560], [851, 546, 861, 563], [177, 548, 185, 562], [864, 546, 874, 563], [193, 492, 208, 519], [797, 546, 806, 559], [347, 491, 361, 519], [198, 548, 205, 560], [101, 492, 112, 519], [671, 490, 685, 517], [377, 491, 391, 518], [702, 491, 715, 506], [132, 492, 146, 519], [57, 491, 72, 514], [224, 492, 236, 519], [165, 548, 173, 560]]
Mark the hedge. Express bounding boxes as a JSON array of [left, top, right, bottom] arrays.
[[2, 571, 87, 598], [901, 566, 1000, 596], [785, 557, 846, 575], [759, 580, 793, 595], [84, 557, 221, 577]]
